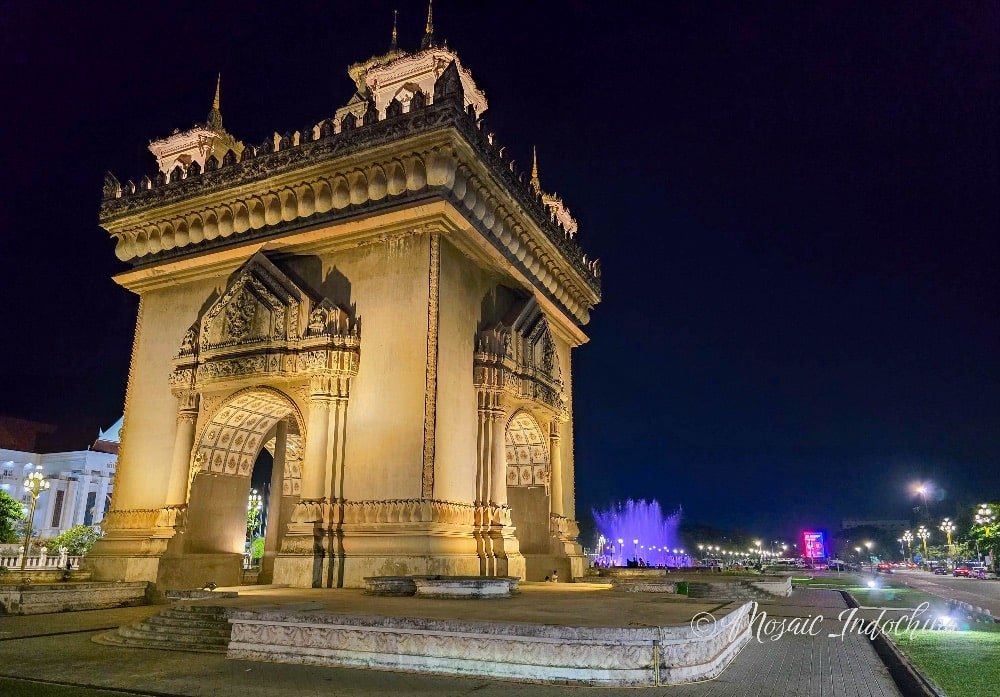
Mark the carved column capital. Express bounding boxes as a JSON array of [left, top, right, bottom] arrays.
[[176, 390, 200, 416]]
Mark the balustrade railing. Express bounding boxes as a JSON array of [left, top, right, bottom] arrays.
[[0, 551, 82, 571]]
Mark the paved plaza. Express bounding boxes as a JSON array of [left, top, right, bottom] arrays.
[[0, 587, 901, 696]]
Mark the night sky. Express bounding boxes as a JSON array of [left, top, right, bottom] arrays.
[[1, 2, 996, 539]]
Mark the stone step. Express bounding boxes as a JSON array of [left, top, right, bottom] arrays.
[[156, 609, 229, 624], [118, 625, 229, 645], [94, 631, 228, 654], [93, 603, 233, 654], [138, 619, 231, 638]]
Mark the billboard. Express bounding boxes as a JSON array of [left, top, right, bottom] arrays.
[[802, 530, 827, 559]]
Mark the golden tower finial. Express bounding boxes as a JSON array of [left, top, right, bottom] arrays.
[[530, 146, 541, 192], [390, 9, 398, 51], [421, 0, 435, 49], [207, 73, 223, 131]]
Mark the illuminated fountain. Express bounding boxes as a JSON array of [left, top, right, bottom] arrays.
[[592, 499, 689, 567]]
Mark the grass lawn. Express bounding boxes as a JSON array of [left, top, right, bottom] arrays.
[[891, 624, 1000, 697], [847, 585, 945, 610]]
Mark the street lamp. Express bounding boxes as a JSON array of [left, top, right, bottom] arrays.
[[975, 504, 995, 569], [916, 525, 930, 558], [939, 518, 955, 558], [617, 538, 624, 566], [914, 483, 932, 519], [903, 530, 913, 560], [633, 538, 639, 562], [247, 489, 263, 538], [20, 470, 50, 572]]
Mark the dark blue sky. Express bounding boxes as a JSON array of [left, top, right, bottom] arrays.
[[1, 2, 996, 539]]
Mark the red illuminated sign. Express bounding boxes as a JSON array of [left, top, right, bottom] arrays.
[[802, 531, 826, 559]]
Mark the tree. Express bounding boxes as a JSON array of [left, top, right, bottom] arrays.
[[45, 525, 102, 555], [0, 491, 25, 544]]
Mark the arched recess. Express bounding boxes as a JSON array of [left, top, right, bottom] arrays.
[[185, 387, 304, 561], [504, 410, 550, 554]]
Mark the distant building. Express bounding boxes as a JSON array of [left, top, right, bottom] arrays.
[[841, 519, 909, 533], [0, 417, 121, 538]]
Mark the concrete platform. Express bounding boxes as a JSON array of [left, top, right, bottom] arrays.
[[173, 584, 753, 686], [0, 581, 149, 615]]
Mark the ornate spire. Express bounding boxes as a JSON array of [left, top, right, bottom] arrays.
[[207, 73, 223, 131], [530, 146, 541, 192], [390, 9, 398, 51], [421, 0, 435, 49]]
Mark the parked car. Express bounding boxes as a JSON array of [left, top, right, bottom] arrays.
[[953, 565, 972, 577], [933, 566, 948, 575], [877, 562, 894, 574]]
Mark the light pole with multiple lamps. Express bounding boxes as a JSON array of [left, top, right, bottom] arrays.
[[916, 525, 930, 559], [19, 470, 50, 572], [939, 518, 955, 559], [975, 503, 995, 569], [902, 530, 913, 561]]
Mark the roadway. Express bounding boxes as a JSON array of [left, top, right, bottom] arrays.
[[893, 569, 1000, 616]]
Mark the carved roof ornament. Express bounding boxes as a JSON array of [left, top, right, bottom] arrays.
[[390, 9, 399, 52], [421, 0, 435, 50], [146, 74, 243, 176], [433, 60, 463, 105], [531, 148, 578, 238]]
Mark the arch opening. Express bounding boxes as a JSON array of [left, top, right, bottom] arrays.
[[184, 387, 304, 585], [505, 410, 550, 556]]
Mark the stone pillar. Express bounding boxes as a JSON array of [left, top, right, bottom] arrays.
[[301, 379, 332, 502], [549, 421, 564, 517], [166, 391, 199, 505], [259, 420, 288, 583], [325, 389, 350, 501], [489, 410, 507, 506], [475, 401, 491, 505]]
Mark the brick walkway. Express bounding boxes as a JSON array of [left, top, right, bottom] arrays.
[[0, 589, 900, 696]]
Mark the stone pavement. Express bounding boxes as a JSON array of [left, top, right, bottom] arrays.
[[0, 588, 901, 696]]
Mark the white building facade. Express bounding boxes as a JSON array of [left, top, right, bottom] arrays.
[[0, 418, 120, 537]]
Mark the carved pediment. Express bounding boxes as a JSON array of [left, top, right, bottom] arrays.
[[171, 253, 360, 391], [200, 252, 306, 351], [474, 296, 566, 415]]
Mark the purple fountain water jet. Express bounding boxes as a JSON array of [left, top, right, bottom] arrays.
[[592, 499, 689, 567]]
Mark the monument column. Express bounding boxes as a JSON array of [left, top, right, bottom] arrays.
[[260, 420, 288, 583], [489, 408, 507, 507], [166, 391, 199, 505], [324, 376, 351, 501], [301, 380, 332, 502], [549, 421, 564, 517]]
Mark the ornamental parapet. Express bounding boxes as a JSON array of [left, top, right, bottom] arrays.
[[100, 63, 600, 324]]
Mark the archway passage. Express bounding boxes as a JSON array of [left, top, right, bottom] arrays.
[[181, 388, 303, 587], [505, 411, 550, 557]]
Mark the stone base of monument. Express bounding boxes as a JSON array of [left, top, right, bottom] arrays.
[[364, 576, 519, 598], [413, 576, 518, 598], [226, 600, 753, 686], [165, 589, 240, 600], [0, 581, 149, 615]]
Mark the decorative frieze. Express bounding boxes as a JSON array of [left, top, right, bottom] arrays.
[[287, 498, 477, 527]]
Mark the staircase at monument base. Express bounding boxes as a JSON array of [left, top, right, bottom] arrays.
[[93, 604, 232, 653]]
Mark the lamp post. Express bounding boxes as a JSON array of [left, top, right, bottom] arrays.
[[939, 518, 955, 559], [897, 537, 904, 558], [903, 530, 913, 561], [975, 504, 995, 569], [617, 538, 624, 567], [633, 538, 639, 563], [247, 489, 263, 538], [915, 483, 932, 520], [20, 470, 50, 572], [916, 525, 930, 558]]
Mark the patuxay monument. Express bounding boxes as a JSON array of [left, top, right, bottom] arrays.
[[87, 7, 601, 591]]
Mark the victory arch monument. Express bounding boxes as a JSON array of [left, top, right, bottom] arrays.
[[88, 18, 602, 590]]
